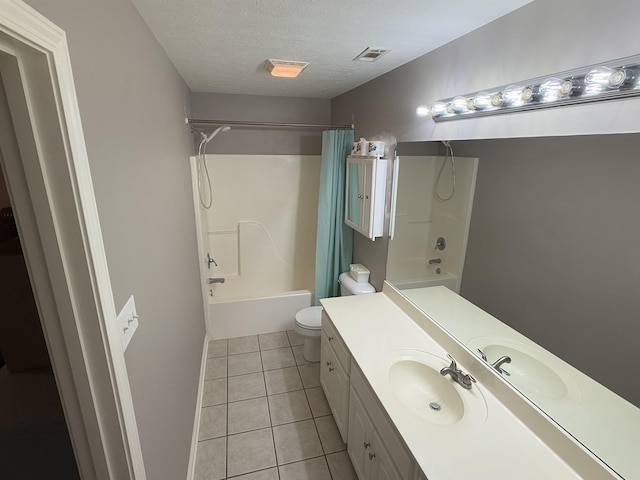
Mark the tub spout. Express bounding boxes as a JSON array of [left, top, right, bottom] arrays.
[[207, 277, 225, 284]]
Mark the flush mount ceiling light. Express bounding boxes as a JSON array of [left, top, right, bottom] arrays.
[[265, 59, 309, 78], [423, 54, 640, 122], [353, 47, 390, 62]]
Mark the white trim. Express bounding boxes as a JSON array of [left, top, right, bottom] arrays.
[[186, 336, 209, 480], [0, 1, 145, 478]]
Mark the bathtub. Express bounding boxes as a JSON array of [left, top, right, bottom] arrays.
[[392, 272, 459, 293], [207, 289, 313, 340]]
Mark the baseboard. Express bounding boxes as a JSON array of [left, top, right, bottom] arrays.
[[186, 335, 209, 480]]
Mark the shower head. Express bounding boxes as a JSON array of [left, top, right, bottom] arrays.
[[204, 125, 231, 143]]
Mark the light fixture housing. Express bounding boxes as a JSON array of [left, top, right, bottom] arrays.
[[424, 54, 640, 122], [265, 59, 309, 78]]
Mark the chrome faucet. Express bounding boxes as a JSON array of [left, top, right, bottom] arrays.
[[477, 348, 511, 376], [491, 355, 511, 376], [440, 354, 476, 389], [428, 258, 442, 265]]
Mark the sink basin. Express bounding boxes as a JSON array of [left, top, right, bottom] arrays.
[[380, 350, 487, 427], [468, 337, 581, 401]]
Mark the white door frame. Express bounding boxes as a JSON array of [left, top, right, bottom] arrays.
[[0, 1, 145, 479]]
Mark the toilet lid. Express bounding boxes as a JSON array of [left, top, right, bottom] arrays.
[[295, 306, 323, 329]]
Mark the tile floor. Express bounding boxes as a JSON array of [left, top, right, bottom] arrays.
[[195, 331, 359, 480]]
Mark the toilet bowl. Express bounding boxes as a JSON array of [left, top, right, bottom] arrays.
[[294, 306, 323, 362], [295, 264, 375, 362]]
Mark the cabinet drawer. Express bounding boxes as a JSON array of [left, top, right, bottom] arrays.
[[321, 311, 350, 373], [350, 361, 414, 480]]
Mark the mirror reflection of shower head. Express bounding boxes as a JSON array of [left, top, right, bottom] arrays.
[[204, 125, 231, 143]]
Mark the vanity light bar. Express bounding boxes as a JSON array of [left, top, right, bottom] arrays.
[[423, 54, 640, 122]]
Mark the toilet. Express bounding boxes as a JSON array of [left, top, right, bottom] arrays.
[[294, 264, 375, 362]]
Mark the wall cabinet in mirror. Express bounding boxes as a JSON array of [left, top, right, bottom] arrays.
[[345, 155, 388, 240]]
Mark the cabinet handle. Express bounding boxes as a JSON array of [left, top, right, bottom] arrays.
[[328, 367, 335, 372], [368, 452, 376, 460], [363, 442, 371, 449], [326, 361, 332, 367], [328, 336, 334, 341]]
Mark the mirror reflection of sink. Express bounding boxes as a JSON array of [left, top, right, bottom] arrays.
[[469, 337, 581, 401], [381, 350, 487, 427]]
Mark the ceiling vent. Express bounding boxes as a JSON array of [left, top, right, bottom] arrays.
[[353, 48, 390, 62]]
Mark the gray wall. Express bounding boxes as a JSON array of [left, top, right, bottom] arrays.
[[24, 1, 204, 479], [191, 92, 330, 155], [455, 134, 640, 407]]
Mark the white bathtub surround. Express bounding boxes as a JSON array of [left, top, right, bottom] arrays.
[[320, 289, 620, 480], [204, 154, 320, 300], [194, 154, 320, 340]]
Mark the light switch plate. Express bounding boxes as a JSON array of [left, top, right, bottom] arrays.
[[117, 295, 138, 351]]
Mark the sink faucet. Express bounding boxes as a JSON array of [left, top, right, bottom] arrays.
[[477, 348, 511, 376], [491, 355, 511, 376], [440, 354, 476, 389]]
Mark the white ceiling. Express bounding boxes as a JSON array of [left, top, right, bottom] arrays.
[[131, 0, 533, 99]]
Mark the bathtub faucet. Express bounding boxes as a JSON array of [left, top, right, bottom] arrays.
[[428, 258, 442, 264], [207, 277, 225, 284]]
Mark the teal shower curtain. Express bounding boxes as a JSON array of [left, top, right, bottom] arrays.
[[314, 129, 355, 304]]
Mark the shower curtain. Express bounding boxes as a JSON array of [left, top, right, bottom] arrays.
[[314, 129, 355, 304]]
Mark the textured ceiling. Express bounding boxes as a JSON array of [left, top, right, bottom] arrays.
[[131, 0, 533, 99]]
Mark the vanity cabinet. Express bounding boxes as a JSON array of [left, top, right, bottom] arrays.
[[349, 386, 404, 480], [348, 362, 415, 480], [320, 312, 351, 443], [345, 155, 388, 240]]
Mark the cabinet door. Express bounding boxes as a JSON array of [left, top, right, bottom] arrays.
[[320, 337, 336, 406], [346, 159, 363, 229], [370, 429, 403, 480], [361, 158, 373, 235], [348, 387, 373, 480]]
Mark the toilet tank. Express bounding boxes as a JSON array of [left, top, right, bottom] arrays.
[[339, 272, 375, 296]]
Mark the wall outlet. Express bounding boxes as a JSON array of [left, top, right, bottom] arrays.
[[117, 295, 139, 351]]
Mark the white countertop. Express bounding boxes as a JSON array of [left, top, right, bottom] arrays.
[[321, 292, 582, 480], [402, 286, 638, 480]]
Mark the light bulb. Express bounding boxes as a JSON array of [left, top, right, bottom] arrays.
[[522, 86, 534, 101], [539, 77, 571, 101], [585, 66, 615, 86], [473, 92, 492, 110], [491, 93, 503, 107], [416, 105, 430, 117], [503, 85, 525, 105], [429, 102, 447, 117], [583, 66, 628, 95], [451, 96, 468, 113]]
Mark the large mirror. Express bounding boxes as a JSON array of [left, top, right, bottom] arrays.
[[389, 134, 640, 479]]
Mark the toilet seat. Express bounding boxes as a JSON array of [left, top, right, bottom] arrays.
[[294, 306, 323, 337]]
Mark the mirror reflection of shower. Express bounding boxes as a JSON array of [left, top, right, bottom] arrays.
[[436, 140, 455, 201], [197, 125, 231, 209]]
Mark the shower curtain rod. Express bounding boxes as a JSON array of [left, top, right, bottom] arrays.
[[186, 118, 354, 130]]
